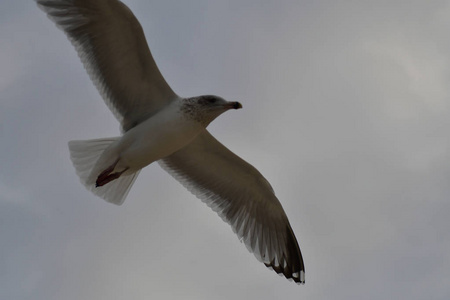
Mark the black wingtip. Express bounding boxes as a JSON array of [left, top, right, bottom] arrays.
[[285, 223, 305, 284], [263, 224, 305, 284]]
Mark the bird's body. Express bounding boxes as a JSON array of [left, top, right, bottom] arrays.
[[83, 96, 240, 189], [93, 98, 206, 178], [36, 0, 305, 284]]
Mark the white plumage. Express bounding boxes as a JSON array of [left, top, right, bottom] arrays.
[[36, 0, 305, 284]]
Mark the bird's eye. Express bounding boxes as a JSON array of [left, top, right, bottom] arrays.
[[207, 98, 216, 103]]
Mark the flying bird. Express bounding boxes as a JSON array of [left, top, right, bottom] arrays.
[[36, 0, 305, 284]]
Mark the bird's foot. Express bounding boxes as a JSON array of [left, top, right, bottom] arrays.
[[95, 159, 128, 187], [95, 168, 128, 187]]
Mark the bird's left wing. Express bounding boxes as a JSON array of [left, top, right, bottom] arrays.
[[159, 131, 305, 284], [36, 0, 178, 131]]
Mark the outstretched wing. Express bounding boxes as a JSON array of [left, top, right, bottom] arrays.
[[36, 0, 178, 131], [159, 131, 305, 284]]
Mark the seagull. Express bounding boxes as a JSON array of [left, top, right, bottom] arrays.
[[36, 0, 305, 284]]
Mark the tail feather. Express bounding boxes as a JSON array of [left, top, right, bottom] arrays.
[[68, 137, 140, 205]]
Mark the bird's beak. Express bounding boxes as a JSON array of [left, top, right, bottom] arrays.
[[225, 101, 243, 110]]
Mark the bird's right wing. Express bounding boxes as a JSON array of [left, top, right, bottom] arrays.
[[159, 131, 305, 284], [36, 0, 178, 131]]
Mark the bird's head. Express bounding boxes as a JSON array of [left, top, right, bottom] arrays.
[[181, 95, 242, 126]]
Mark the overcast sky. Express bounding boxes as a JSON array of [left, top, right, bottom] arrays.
[[2, 0, 450, 299]]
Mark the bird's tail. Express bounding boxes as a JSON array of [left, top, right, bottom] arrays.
[[68, 137, 140, 205]]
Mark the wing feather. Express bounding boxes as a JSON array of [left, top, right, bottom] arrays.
[[159, 131, 305, 283], [36, 0, 178, 131]]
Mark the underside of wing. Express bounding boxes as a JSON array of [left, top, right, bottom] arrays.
[[159, 130, 305, 284], [36, 0, 178, 131]]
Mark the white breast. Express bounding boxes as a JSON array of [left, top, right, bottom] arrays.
[[114, 101, 203, 171]]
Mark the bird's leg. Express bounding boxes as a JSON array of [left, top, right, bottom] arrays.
[[95, 159, 128, 187], [96, 159, 119, 181], [95, 168, 129, 187]]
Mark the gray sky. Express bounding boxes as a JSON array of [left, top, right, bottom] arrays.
[[2, 0, 450, 299]]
